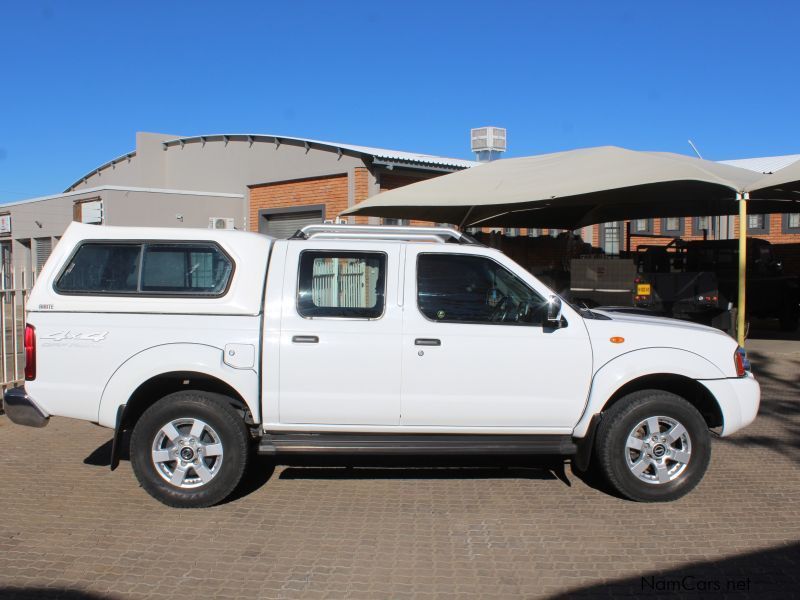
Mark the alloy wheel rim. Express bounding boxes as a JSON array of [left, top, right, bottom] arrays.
[[624, 415, 692, 485], [151, 418, 224, 489]]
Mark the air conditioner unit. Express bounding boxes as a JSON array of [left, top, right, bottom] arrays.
[[209, 217, 235, 230]]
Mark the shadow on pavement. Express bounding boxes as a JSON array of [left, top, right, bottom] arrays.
[[0, 589, 117, 599], [277, 454, 569, 484], [222, 453, 276, 504], [746, 349, 800, 389], [83, 438, 120, 467], [81, 439, 584, 501], [717, 348, 800, 466], [547, 541, 800, 599]]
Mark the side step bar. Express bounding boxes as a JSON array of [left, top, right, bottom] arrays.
[[258, 433, 576, 456]]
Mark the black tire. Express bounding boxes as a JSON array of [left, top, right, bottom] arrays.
[[130, 390, 250, 508], [595, 390, 711, 502]]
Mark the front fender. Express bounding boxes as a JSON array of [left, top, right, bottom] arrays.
[[572, 347, 726, 437], [98, 343, 259, 428]]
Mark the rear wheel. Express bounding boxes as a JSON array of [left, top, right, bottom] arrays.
[[130, 391, 250, 508], [595, 390, 710, 502]]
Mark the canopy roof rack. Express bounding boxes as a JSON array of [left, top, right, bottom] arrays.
[[291, 224, 483, 245]]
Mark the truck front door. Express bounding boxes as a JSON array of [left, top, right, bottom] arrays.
[[400, 248, 592, 429], [277, 242, 402, 425]]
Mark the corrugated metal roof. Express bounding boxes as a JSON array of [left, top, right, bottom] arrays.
[[298, 136, 478, 169], [65, 134, 477, 193], [718, 154, 800, 174], [158, 134, 477, 169]]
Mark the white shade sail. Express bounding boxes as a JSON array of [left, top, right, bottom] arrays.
[[343, 146, 782, 228]]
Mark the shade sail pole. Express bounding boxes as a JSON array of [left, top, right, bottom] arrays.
[[737, 192, 748, 346], [458, 206, 475, 230]]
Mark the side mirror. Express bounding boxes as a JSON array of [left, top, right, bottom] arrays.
[[546, 295, 562, 325]]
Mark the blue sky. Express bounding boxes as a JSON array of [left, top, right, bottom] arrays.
[[1, 0, 798, 203]]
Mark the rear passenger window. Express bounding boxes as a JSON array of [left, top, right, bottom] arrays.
[[55, 241, 233, 296], [56, 243, 141, 293], [297, 251, 386, 319]]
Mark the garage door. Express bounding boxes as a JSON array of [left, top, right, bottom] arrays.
[[260, 210, 323, 239]]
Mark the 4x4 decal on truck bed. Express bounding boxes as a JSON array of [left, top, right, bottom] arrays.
[[41, 330, 108, 343]]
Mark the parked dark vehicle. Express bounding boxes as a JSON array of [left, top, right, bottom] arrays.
[[633, 238, 800, 332]]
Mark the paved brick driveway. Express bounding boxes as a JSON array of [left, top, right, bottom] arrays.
[[1, 342, 798, 599]]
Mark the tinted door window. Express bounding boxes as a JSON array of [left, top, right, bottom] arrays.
[[417, 254, 546, 325]]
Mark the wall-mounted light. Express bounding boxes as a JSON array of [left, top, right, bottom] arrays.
[[176, 214, 184, 222]]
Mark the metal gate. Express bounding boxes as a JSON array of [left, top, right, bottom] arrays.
[[1, 287, 28, 391], [311, 258, 369, 308]]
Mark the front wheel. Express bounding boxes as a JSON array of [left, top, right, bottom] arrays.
[[130, 391, 250, 508], [595, 390, 711, 502]]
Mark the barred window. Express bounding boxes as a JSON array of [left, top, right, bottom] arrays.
[[297, 251, 386, 319]]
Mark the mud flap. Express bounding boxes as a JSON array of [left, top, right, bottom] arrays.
[[110, 404, 126, 471]]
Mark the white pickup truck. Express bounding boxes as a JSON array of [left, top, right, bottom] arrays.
[[4, 223, 759, 507]]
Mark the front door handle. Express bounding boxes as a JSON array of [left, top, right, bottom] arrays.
[[415, 338, 441, 346], [292, 335, 319, 344]]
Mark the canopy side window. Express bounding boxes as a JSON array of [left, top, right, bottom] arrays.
[[55, 241, 233, 297]]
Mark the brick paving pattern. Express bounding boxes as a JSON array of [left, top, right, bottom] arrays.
[[1, 344, 798, 599]]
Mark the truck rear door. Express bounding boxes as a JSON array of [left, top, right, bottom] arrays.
[[275, 241, 402, 425]]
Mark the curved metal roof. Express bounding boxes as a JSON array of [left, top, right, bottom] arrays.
[[64, 150, 136, 192], [65, 133, 476, 192]]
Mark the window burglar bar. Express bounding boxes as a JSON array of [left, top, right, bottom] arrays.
[[311, 258, 370, 309]]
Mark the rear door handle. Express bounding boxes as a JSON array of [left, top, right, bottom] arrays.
[[292, 335, 319, 344], [415, 338, 441, 346]]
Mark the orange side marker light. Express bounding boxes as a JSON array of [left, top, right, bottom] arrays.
[[610, 336, 625, 344]]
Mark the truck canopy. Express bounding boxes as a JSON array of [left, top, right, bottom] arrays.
[[28, 223, 273, 315]]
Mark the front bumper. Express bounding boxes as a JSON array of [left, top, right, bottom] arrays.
[[699, 372, 760, 436], [2, 386, 50, 428]]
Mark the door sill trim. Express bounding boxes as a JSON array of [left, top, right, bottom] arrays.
[[259, 432, 576, 456]]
